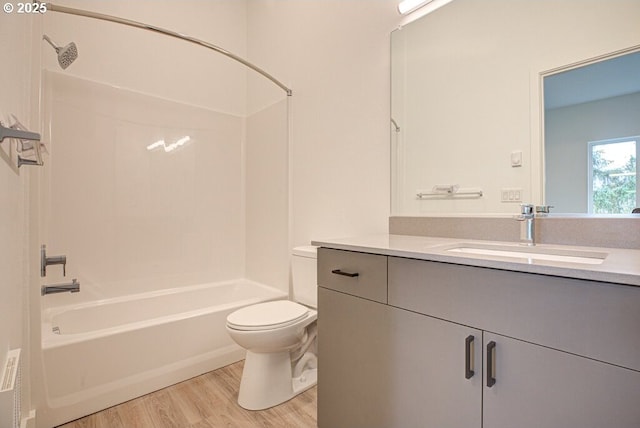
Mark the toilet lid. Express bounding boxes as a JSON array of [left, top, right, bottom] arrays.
[[227, 300, 309, 331]]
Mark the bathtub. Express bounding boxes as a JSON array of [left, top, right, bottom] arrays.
[[39, 279, 287, 427]]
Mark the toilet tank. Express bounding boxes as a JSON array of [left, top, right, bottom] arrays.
[[291, 245, 318, 308]]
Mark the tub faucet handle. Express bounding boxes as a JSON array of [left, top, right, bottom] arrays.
[[41, 244, 67, 277]]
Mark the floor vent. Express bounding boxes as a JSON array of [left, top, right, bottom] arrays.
[[1, 348, 21, 428]]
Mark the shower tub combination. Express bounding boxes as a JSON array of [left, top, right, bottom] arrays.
[[38, 4, 294, 427], [40, 279, 286, 426]]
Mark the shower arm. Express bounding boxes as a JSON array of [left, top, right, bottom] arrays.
[[42, 34, 58, 50], [45, 3, 292, 97]]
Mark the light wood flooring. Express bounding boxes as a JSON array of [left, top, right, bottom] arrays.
[[57, 361, 317, 428]]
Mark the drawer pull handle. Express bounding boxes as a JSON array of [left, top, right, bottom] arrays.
[[487, 341, 496, 388], [331, 269, 359, 278], [465, 335, 475, 379]]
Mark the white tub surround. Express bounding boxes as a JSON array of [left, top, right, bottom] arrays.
[[39, 280, 286, 427]]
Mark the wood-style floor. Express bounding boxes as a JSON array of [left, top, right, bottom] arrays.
[[57, 361, 317, 428]]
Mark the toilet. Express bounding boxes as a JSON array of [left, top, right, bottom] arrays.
[[226, 245, 318, 410]]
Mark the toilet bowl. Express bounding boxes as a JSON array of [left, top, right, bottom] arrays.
[[226, 246, 318, 410]]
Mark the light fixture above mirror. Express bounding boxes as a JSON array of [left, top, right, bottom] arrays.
[[398, 0, 432, 15], [397, 0, 453, 16]]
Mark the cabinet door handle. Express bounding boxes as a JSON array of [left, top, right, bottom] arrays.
[[465, 335, 475, 379], [331, 269, 359, 278], [486, 341, 496, 387]]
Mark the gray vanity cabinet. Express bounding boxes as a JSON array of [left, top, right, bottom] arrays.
[[482, 332, 640, 428], [317, 286, 482, 428], [317, 287, 393, 428], [318, 248, 640, 428], [318, 248, 481, 428]]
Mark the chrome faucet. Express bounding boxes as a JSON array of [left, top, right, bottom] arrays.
[[41, 278, 80, 296], [516, 204, 535, 246]]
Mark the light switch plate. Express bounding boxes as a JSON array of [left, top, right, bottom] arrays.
[[510, 151, 522, 167]]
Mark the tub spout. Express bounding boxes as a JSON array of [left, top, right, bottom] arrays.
[[42, 278, 80, 296]]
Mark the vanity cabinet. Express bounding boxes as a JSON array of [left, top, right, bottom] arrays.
[[318, 248, 482, 427], [318, 287, 482, 428], [317, 248, 640, 428], [483, 332, 640, 428]]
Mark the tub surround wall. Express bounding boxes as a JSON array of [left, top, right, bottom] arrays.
[[245, 99, 290, 291], [42, 0, 293, 300], [42, 72, 246, 304], [390, 215, 640, 249]]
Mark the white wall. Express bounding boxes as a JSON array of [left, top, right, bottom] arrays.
[[545, 92, 640, 213], [247, 0, 398, 247], [0, 10, 40, 426], [0, 10, 29, 357]]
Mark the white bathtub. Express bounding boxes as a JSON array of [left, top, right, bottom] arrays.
[[39, 279, 287, 427]]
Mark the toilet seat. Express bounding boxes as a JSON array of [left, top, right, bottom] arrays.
[[227, 300, 309, 331]]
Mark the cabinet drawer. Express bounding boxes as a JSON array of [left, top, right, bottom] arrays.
[[318, 248, 387, 303]]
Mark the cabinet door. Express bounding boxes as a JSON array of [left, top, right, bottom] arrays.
[[483, 332, 640, 428], [318, 287, 482, 428]]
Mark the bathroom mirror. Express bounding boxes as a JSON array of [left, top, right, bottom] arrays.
[[391, 0, 640, 215]]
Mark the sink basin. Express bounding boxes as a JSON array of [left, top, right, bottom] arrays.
[[445, 243, 607, 265]]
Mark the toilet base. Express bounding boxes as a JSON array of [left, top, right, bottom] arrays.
[[237, 350, 317, 411]]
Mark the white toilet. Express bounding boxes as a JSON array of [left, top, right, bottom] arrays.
[[226, 246, 318, 410]]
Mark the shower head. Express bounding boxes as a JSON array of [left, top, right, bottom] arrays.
[[42, 34, 78, 69]]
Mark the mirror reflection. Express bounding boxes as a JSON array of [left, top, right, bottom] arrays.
[[544, 51, 640, 214], [391, 0, 640, 215]]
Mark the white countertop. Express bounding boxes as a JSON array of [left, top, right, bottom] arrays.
[[311, 234, 640, 287]]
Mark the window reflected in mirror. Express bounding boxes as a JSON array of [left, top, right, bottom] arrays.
[[544, 50, 640, 214], [588, 138, 638, 214]]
